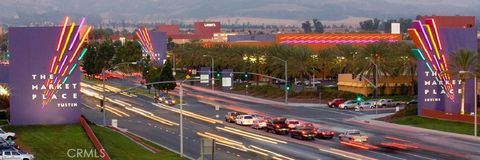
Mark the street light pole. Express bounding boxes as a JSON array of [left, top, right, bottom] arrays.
[[203, 55, 214, 91], [179, 82, 184, 157], [101, 61, 139, 126], [474, 75, 477, 137], [271, 56, 288, 104]]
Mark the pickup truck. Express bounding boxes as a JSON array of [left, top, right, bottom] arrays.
[[290, 125, 316, 140], [338, 130, 368, 143], [265, 118, 289, 135], [0, 149, 34, 160], [376, 99, 402, 107]]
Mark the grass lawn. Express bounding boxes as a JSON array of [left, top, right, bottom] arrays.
[[4, 124, 185, 160], [391, 116, 480, 136], [90, 125, 186, 160], [3, 125, 96, 160]]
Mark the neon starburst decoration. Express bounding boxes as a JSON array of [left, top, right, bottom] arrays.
[[42, 16, 92, 106], [135, 27, 157, 62], [408, 18, 455, 101]]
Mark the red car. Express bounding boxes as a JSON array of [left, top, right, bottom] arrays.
[[315, 128, 335, 139], [328, 98, 346, 108]]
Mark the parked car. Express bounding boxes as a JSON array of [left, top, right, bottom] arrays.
[[355, 102, 375, 110], [0, 149, 34, 160], [266, 117, 289, 135], [290, 124, 316, 140], [225, 112, 239, 123], [162, 96, 176, 105], [286, 119, 300, 130], [407, 99, 418, 105], [328, 98, 346, 108], [315, 128, 335, 139], [235, 115, 254, 125], [338, 100, 360, 110], [377, 99, 402, 107], [252, 119, 267, 129], [0, 129, 15, 141], [338, 130, 368, 143]]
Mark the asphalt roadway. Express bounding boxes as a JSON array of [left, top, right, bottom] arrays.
[[81, 78, 480, 160]]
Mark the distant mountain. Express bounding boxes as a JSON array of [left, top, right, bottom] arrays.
[[0, 0, 478, 25]]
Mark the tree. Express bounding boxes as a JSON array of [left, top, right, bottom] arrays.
[[167, 37, 175, 51], [360, 18, 381, 32], [113, 41, 142, 73], [313, 19, 324, 33], [301, 21, 312, 33], [450, 49, 477, 115], [158, 60, 177, 93], [82, 43, 101, 76]]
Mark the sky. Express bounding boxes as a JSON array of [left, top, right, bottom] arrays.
[[0, 0, 478, 24]]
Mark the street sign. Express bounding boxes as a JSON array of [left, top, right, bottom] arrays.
[[112, 119, 118, 128]]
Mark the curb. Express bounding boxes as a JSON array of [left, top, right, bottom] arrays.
[[351, 114, 480, 142]]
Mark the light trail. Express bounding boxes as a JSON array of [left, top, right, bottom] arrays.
[[216, 126, 287, 144], [152, 103, 222, 124]]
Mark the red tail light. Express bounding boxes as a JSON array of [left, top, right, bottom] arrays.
[[301, 131, 306, 135], [330, 131, 335, 135], [275, 124, 280, 128], [313, 131, 317, 134], [321, 132, 326, 135]]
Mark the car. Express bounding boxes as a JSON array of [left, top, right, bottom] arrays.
[[0, 149, 34, 160], [328, 98, 346, 108], [338, 100, 360, 110], [252, 119, 267, 129], [286, 119, 300, 130], [376, 99, 402, 107], [162, 96, 176, 105], [338, 130, 368, 143], [153, 93, 169, 103], [235, 115, 254, 125], [265, 117, 289, 135], [290, 124, 316, 140], [225, 112, 239, 123], [250, 114, 263, 121], [355, 102, 375, 110], [0, 129, 15, 141], [407, 99, 417, 105], [315, 128, 335, 139]]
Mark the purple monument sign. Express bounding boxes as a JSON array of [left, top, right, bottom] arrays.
[[409, 17, 477, 116], [9, 24, 89, 125]]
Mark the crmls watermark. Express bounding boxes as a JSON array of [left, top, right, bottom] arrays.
[[67, 148, 106, 158]]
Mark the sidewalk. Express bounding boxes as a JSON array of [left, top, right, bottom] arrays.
[[351, 113, 480, 142], [182, 84, 326, 107]]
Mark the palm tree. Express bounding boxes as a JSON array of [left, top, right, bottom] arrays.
[[450, 49, 477, 115]]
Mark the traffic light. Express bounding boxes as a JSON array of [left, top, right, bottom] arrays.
[[243, 72, 250, 81], [215, 70, 221, 78], [356, 95, 363, 102], [100, 99, 104, 112], [187, 69, 192, 76], [285, 83, 292, 91]]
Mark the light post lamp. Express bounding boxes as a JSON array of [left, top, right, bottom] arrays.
[[271, 56, 288, 104], [202, 55, 214, 91], [101, 61, 139, 126]]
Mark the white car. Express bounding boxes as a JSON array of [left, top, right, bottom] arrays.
[[0, 149, 34, 160], [235, 115, 254, 125], [338, 100, 359, 110], [355, 102, 375, 110], [0, 129, 15, 141], [339, 130, 368, 143], [252, 119, 267, 129]]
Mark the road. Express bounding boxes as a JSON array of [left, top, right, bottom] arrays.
[[81, 78, 480, 160]]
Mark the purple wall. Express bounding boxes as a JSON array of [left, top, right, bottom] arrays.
[[150, 31, 167, 65], [9, 27, 81, 125], [417, 27, 477, 115], [0, 64, 7, 83]]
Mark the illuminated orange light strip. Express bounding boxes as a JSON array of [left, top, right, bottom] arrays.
[[409, 29, 432, 61], [49, 56, 57, 73], [62, 66, 69, 76], [58, 22, 76, 62], [69, 26, 92, 63], [56, 17, 70, 51]]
